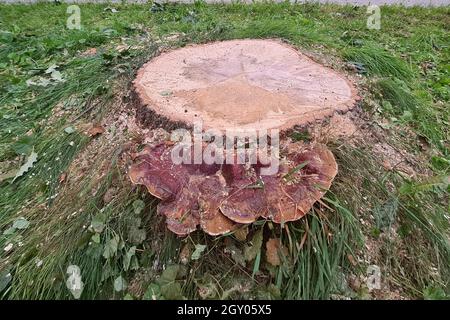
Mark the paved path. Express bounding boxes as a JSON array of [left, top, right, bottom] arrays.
[[0, 0, 448, 6]]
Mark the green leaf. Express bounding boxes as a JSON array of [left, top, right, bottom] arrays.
[[143, 283, 161, 300], [423, 285, 447, 300], [91, 233, 100, 244], [114, 276, 127, 292], [45, 64, 58, 74], [0, 270, 12, 292], [128, 226, 146, 245], [12, 217, 30, 230], [3, 227, 16, 235], [12, 136, 34, 155], [123, 293, 134, 300], [191, 244, 207, 260], [158, 265, 180, 286], [64, 126, 76, 134], [13, 151, 37, 182], [90, 213, 106, 233], [132, 199, 145, 215], [103, 235, 119, 259], [161, 282, 183, 299], [123, 246, 136, 271], [51, 70, 64, 82], [374, 198, 398, 230], [244, 229, 263, 262]]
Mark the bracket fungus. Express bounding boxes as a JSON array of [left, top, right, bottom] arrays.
[[130, 142, 338, 236], [130, 39, 357, 236]]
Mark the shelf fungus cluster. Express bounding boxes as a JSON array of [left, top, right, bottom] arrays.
[[130, 39, 358, 236], [130, 142, 338, 236]]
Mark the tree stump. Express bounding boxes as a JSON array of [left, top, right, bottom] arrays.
[[130, 40, 358, 236]]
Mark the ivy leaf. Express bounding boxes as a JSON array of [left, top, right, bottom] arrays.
[[154, 265, 185, 300], [191, 244, 207, 261], [161, 282, 183, 299], [143, 283, 162, 300], [13, 151, 37, 182], [158, 265, 180, 286], [91, 233, 100, 244], [114, 276, 127, 292], [103, 235, 119, 259]]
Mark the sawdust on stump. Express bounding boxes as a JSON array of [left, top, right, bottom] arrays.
[[130, 39, 358, 236]]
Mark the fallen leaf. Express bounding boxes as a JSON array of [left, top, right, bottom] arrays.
[[191, 244, 207, 260], [159, 90, 173, 96], [59, 173, 67, 184], [87, 125, 105, 137], [90, 213, 106, 234], [13, 151, 38, 182], [103, 188, 116, 204], [51, 70, 64, 82], [103, 235, 120, 259], [114, 276, 127, 292], [347, 254, 357, 266], [265, 238, 288, 267], [13, 217, 30, 230], [179, 243, 191, 265], [45, 64, 58, 74], [64, 127, 75, 134], [80, 47, 97, 57]]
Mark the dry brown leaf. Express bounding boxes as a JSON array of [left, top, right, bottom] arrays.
[[88, 125, 105, 137], [265, 238, 288, 267], [347, 254, 357, 266], [179, 243, 191, 265], [80, 47, 97, 57], [59, 172, 67, 184], [103, 188, 117, 204]]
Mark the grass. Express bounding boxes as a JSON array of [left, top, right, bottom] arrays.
[[0, 2, 449, 300]]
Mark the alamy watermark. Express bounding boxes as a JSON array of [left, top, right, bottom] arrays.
[[67, 5, 81, 30], [367, 5, 381, 30], [170, 120, 280, 175]]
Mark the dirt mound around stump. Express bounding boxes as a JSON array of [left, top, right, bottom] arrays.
[[134, 39, 358, 131]]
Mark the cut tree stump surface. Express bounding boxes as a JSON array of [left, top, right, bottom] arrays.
[[134, 39, 358, 131]]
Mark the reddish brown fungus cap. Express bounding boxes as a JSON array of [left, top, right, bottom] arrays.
[[129, 142, 337, 236]]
